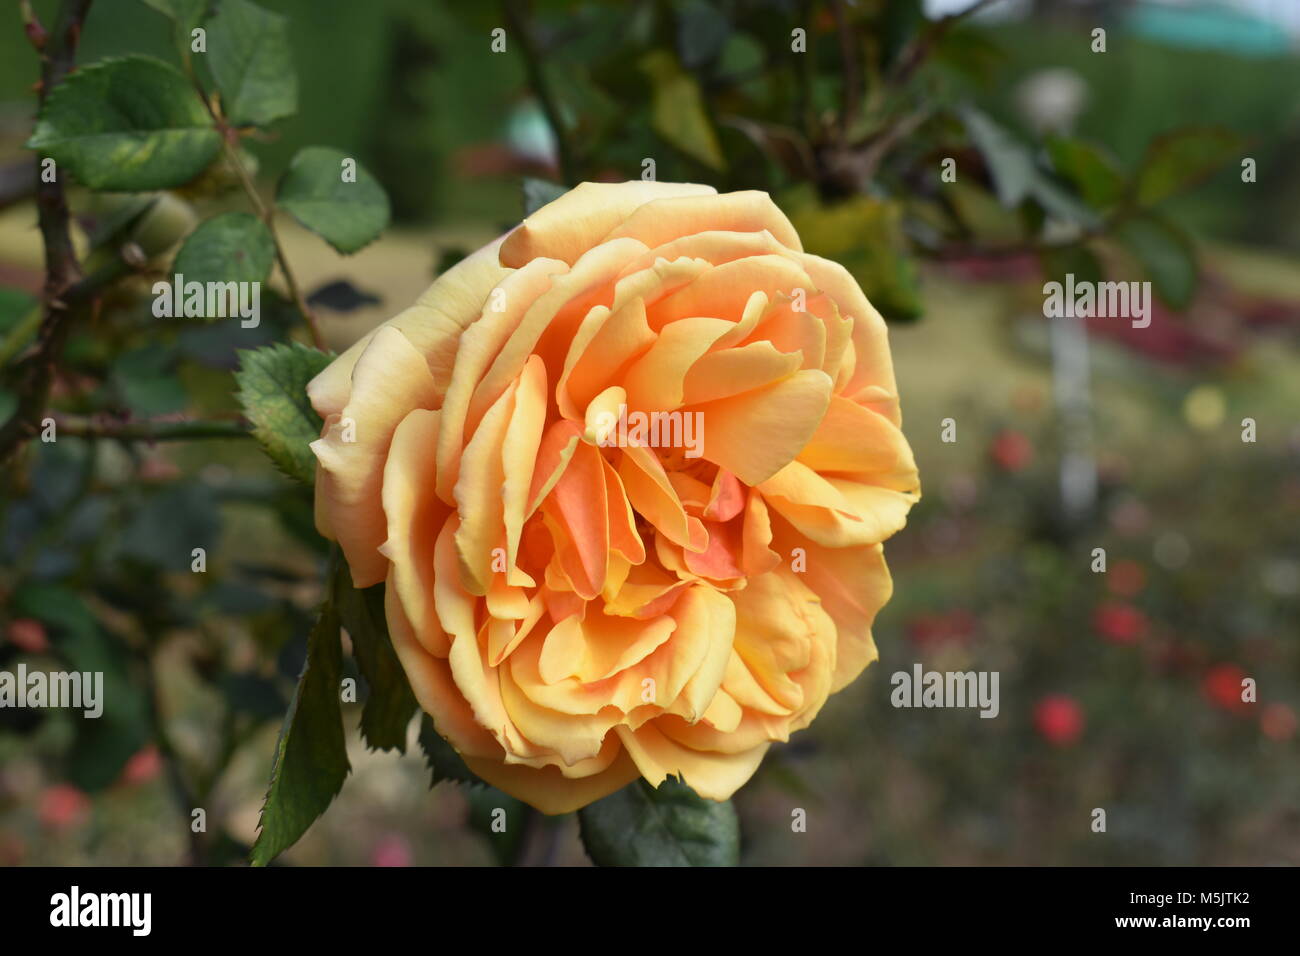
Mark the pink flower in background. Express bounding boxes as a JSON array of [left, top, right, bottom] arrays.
[[118, 746, 162, 787], [906, 609, 976, 650], [38, 784, 90, 830], [370, 834, 413, 867], [1260, 703, 1297, 741]]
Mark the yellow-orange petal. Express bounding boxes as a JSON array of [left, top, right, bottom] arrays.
[[312, 327, 439, 587], [692, 368, 832, 486], [615, 721, 769, 801], [601, 190, 803, 256], [500, 180, 716, 268], [379, 407, 450, 657], [462, 746, 640, 816]]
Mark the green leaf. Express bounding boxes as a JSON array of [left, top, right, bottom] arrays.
[[118, 482, 220, 572], [110, 346, 187, 416], [0, 286, 36, 334], [578, 778, 740, 866], [331, 565, 417, 752], [235, 343, 333, 484], [961, 107, 1036, 207], [173, 212, 276, 299], [206, 0, 298, 127], [522, 177, 567, 217], [1046, 137, 1126, 210], [250, 591, 350, 866], [26, 56, 220, 192], [142, 0, 207, 57], [418, 713, 480, 787], [639, 50, 726, 170], [1115, 214, 1198, 310], [276, 146, 391, 254], [961, 107, 1098, 228], [466, 787, 530, 865], [1135, 127, 1248, 207]]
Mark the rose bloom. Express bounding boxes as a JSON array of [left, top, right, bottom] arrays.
[[309, 182, 919, 813]]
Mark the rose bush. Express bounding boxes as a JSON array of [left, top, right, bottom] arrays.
[[308, 181, 919, 813]]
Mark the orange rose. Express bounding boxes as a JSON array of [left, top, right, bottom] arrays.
[[308, 182, 919, 813]]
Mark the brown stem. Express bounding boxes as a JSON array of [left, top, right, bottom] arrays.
[[889, 0, 1006, 88], [503, 0, 577, 186], [0, 0, 94, 466], [831, 1, 861, 144]]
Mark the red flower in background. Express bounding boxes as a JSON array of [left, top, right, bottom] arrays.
[[1094, 602, 1148, 645], [1202, 664, 1251, 714], [990, 429, 1033, 472], [6, 618, 48, 654], [1034, 695, 1084, 746]]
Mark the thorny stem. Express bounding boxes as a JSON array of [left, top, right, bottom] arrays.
[[0, 0, 94, 466], [53, 415, 251, 442], [181, 59, 325, 349]]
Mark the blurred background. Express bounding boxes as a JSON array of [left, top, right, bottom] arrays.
[[1, 0, 1297, 865]]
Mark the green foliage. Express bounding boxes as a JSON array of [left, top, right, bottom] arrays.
[[234, 343, 333, 484], [117, 482, 220, 572], [1116, 214, 1198, 310], [417, 713, 479, 788], [12, 585, 151, 792], [1039, 242, 1103, 289], [639, 49, 725, 171], [250, 588, 350, 866], [207, 0, 299, 127], [109, 346, 188, 416], [579, 778, 740, 866], [332, 566, 417, 752], [1135, 127, 1249, 207], [173, 212, 276, 293], [1046, 137, 1126, 211], [961, 107, 1097, 228], [466, 788, 529, 865], [141, 0, 207, 57], [26, 56, 220, 191], [276, 147, 391, 254], [788, 192, 922, 322]]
